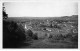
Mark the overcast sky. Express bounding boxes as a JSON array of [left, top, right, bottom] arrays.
[[4, 1, 78, 17]]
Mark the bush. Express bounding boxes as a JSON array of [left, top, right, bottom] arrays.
[[64, 33, 73, 38], [62, 33, 78, 43], [3, 20, 26, 48], [25, 29, 34, 41], [48, 34, 65, 43], [25, 29, 33, 37], [71, 34, 78, 42], [49, 34, 64, 40], [32, 33, 38, 40], [25, 36, 33, 41]]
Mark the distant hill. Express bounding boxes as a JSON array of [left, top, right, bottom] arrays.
[[6, 15, 78, 22]]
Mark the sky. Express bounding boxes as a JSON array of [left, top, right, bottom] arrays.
[[2, 0, 80, 2], [3, 1, 78, 17]]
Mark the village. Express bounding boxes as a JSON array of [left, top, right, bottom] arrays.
[[21, 16, 78, 39]]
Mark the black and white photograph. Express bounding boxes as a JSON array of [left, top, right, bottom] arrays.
[[3, 1, 78, 48]]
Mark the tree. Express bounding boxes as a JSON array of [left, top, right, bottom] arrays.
[[3, 3, 8, 19]]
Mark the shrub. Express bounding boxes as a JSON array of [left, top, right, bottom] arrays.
[[25, 29, 34, 41], [25, 29, 33, 37], [48, 34, 65, 43], [50, 34, 64, 40], [3, 20, 26, 48], [62, 33, 78, 43], [64, 33, 73, 38], [32, 33, 38, 40], [25, 36, 33, 41], [71, 34, 78, 42]]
